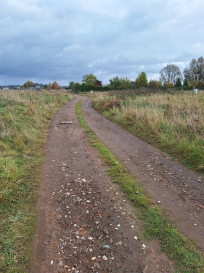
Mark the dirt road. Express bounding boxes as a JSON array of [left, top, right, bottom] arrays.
[[31, 97, 174, 273], [81, 95, 204, 251]]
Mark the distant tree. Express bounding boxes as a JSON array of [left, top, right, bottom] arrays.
[[175, 78, 182, 89], [198, 81, 204, 89], [121, 77, 131, 88], [47, 82, 52, 90], [52, 81, 61, 90], [109, 77, 121, 88], [23, 80, 34, 88], [183, 78, 190, 89], [184, 56, 204, 83], [160, 64, 182, 85], [82, 74, 97, 85], [136, 72, 148, 87], [148, 80, 161, 89], [109, 77, 131, 89]]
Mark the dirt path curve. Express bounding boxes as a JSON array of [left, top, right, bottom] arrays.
[[31, 97, 174, 273], [81, 95, 204, 251]]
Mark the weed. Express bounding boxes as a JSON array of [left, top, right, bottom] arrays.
[[92, 91, 204, 173]]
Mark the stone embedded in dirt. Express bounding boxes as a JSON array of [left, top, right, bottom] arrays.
[[94, 262, 101, 269], [102, 245, 110, 249], [142, 244, 146, 249], [60, 121, 73, 124], [103, 227, 110, 235], [103, 255, 108, 260]]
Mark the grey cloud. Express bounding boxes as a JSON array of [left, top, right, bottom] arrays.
[[0, 0, 204, 85]]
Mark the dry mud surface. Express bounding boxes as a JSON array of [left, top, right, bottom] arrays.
[[31, 97, 174, 273], [31, 95, 203, 272]]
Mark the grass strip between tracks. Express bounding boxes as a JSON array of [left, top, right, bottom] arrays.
[[0, 91, 72, 273], [75, 101, 204, 273]]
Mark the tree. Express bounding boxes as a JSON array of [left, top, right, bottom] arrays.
[[184, 56, 204, 83], [82, 74, 97, 85], [160, 64, 182, 85], [183, 78, 191, 90], [23, 80, 34, 88], [46, 81, 61, 90], [109, 77, 130, 89], [52, 81, 61, 90], [136, 72, 148, 87], [148, 80, 161, 89], [109, 77, 122, 88], [175, 78, 182, 89], [47, 82, 52, 90]]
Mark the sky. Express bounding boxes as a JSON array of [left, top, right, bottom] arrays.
[[0, 0, 204, 85]]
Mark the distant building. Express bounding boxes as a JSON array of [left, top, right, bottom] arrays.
[[95, 80, 102, 87], [130, 81, 136, 87]]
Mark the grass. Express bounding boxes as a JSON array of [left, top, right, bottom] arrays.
[[75, 101, 204, 273], [92, 91, 204, 173], [0, 90, 72, 273]]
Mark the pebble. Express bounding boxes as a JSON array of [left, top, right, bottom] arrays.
[[102, 245, 111, 249]]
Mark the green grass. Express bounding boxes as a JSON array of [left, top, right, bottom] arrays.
[[0, 90, 72, 272], [92, 91, 204, 173], [75, 101, 204, 273]]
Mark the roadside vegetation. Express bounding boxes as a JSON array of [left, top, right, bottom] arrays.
[[92, 91, 204, 173], [75, 101, 204, 273], [0, 90, 72, 273]]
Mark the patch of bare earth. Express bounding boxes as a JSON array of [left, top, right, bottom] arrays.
[[31, 98, 173, 273], [81, 95, 204, 251]]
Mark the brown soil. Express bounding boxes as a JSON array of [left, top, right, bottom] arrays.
[[81, 95, 204, 251], [31, 97, 174, 273]]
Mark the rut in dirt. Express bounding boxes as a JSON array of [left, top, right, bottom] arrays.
[[80, 95, 204, 250], [31, 97, 174, 273]]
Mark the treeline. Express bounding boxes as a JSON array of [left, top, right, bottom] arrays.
[[22, 80, 61, 90], [69, 56, 204, 93]]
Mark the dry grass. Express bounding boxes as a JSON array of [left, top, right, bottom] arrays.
[[92, 91, 204, 172], [0, 90, 72, 272]]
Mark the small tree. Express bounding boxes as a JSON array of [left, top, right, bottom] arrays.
[[148, 80, 161, 89], [82, 74, 97, 85], [183, 78, 190, 90], [175, 78, 182, 89], [23, 80, 34, 88], [47, 83, 52, 90], [136, 72, 148, 87], [52, 81, 61, 90], [109, 77, 121, 89]]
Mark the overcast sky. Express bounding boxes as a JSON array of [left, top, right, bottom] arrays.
[[0, 0, 204, 85]]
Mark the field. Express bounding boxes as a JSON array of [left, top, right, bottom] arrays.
[[0, 90, 72, 272], [92, 91, 204, 172]]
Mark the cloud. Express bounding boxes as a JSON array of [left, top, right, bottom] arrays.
[[0, 0, 204, 85]]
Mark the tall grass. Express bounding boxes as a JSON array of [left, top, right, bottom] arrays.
[[0, 90, 72, 272], [92, 91, 204, 172], [76, 101, 204, 273]]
